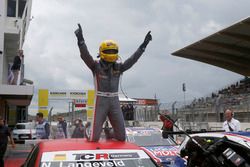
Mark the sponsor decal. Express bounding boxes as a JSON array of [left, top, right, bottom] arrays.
[[144, 146, 178, 157], [53, 154, 66, 161], [153, 150, 177, 156], [73, 152, 139, 161], [50, 92, 67, 96], [41, 160, 125, 167], [70, 92, 86, 96], [48, 90, 87, 99], [41, 150, 147, 162], [74, 99, 87, 108]]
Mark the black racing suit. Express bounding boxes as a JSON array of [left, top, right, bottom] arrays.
[[78, 42, 145, 141]]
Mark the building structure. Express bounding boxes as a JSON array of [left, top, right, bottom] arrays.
[[0, 0, 33, 126]]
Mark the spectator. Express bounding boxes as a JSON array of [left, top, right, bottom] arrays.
[[0, 116, 15, 167], [35, 112, 50, 139], [8, 50, 24, 85], [222, 109, 241, 132], [128, 104, 134, 120], [121, 104, 127, 120], [55, 116, 67, 139], [71, 119, 85, 138]]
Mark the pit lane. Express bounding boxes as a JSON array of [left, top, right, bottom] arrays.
[[4, 144, 33, 167]]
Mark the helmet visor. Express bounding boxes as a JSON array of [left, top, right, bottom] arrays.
[[102, 49, 118, 54]]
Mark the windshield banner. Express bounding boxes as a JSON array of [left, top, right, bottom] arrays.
[[40, 150, 151, 167]]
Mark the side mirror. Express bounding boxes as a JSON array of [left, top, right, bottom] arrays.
[[162, 131, 169, 139]]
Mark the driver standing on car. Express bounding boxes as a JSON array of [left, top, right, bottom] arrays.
[[75, 24, 152, 141], [222, 109, 241, 132]]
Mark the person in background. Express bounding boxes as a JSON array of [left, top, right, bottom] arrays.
[[160, 112, 176, 139], [55, 116, 67, 139], [223, 109, 241, 132], [71, 119, 85, 138], [0, 116, 15, 167], [35, 112, 50, 139], [8, 50, 24, 85], [160, 113, 174, 132]]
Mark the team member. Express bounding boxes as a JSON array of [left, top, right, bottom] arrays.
[[75, 24, 152, 141], [55, 116, 67, 139], [35, 112, 50, 139], [222, 109, 241, 132], [160, 113, 174, 132], [0, 116, 15, 167]]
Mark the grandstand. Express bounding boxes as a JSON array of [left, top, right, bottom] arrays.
[[176, 77, 250, 123], [171, 17, 250, 128]]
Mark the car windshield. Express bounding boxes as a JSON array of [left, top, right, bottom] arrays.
[[39, 150, 157, 167], [16, 124, 26, 129], [127, 132, 176, 146]]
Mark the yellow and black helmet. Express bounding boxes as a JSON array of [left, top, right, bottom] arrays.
[[99, 40, 119, 63]]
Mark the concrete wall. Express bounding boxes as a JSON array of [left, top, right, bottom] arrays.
[[126, 121, 250, 132]]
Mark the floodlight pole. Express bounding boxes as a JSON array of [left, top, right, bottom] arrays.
[[182, 83, 186, 106]]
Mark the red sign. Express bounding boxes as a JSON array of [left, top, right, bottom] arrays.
[[74, 99, 86, 108], [75, 104, 86, 107], [136, 99, 158, 105]]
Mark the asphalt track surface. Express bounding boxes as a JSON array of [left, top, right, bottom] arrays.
[[4, 144, 33, 167]]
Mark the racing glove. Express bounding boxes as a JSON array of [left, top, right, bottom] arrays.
[[75, 23, 85, 46], [140, 31, 152, 50]]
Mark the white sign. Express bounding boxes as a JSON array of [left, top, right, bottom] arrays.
[[48, 90, 87, 100]]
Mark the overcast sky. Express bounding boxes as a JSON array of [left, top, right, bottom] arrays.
[[23, 0, 250, 114]]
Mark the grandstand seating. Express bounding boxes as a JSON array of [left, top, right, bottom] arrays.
[[177, 77, 250, 123]]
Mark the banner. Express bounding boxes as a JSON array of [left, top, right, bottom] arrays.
[[38, 89, 94, 119], [38, 89, 49, 107], [87, 90, 95, 121], [49, 90, 87, 100], [38, 89, 49, 118]]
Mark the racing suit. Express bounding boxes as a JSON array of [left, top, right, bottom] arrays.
[[78, 43, 146, 141], [75, 24, 151, 142]]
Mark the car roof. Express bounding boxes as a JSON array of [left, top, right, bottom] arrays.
[[37, 139, 142, 152]]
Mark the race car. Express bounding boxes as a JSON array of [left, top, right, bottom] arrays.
[[177, 131, 250, 166], [228, 131, 250, 138], [126, 127, 186, 167], [178, 131, 250, 152], [21, 139, 159, 167]]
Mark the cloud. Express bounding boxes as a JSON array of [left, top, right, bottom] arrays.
[[24, 0, 249, 113]]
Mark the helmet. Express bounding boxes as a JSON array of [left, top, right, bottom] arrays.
[[99, 40, 119, 62]]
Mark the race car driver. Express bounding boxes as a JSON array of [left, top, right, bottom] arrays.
[[75, 24, 152, 142]]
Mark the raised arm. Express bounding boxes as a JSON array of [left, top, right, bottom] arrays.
[[121, 31, 152, 72], [75, 24, 95, 71]]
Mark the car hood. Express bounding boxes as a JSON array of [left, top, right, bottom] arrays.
[[141, 145, 186, 167]]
